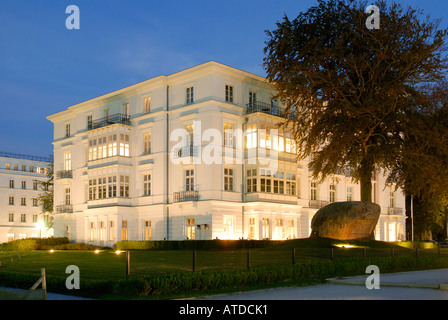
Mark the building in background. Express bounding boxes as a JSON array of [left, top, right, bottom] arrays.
[[47, 61, 406, 246], [0, 152, 53, 243]]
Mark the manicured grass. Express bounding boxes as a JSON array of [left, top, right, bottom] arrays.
[[1, 239, 447, 281]]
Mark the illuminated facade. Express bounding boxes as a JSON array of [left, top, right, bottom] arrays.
[[47, 61, 406, 245], [0, 152, 53, 243]]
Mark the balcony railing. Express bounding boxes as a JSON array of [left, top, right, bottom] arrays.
[[56, 170, 73, 179], [87, 113, 131, 130], [387, 207, 403, 215], [173, 189, 199, 203], [173, 146, 199, 158], [56, 204, 73, 213], [245, 101, 286, 118], [309, 200, 330, 209]]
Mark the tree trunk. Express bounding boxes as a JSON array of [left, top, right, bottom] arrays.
[[359, 156, 373, 202]]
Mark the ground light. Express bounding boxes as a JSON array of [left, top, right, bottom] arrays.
[[334, 244, 357, 248]]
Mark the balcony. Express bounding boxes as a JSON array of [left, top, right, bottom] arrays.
[[387, 207, 403, 215], [173, 146, 199, 158], [173, 190, 199, 203], [87, 113, 131, 131], [309, 200, 330, 209], [55, 204, 73, 213], [245, 101, 286, 118], [56, 170, 72, 179]]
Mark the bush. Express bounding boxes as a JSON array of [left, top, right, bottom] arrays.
[[115, 239, 278, 251], [0, 238, 70, 251]]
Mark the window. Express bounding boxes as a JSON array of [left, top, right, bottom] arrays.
[[186, 86, 194, 104], [9, 179, 14, 189], [32, 198, 38, 207], [225, 85, 233, 103], [33, 214, 38, 223], [389, 189, 396, 208], [246, 169, 257, 193], [87, 114, 93, 129], [260, 169, 272, 193], [347, 186, 353, 201], [65, 123, 70, 137], [8, 213, 14, 222], [262, 218, 270, 239], [14, 164, 18, 171], [29, 166, 34, 172], [21, 214, 26, 222], [249, 91, 257, 106], [274, 219, 286, 240], [22, 165, 26, 172], [329, 184, 336, 202], [120, 175, 130, 197], [121, 220, 128, 240], [88, 134, 129, 161], [65, 188, 71, 205], [99, 221, 106, 241], [110, 221, 115, 241], [311, 183, 318, 201], [5, 163, 10, 170], [123, 102, 129, 117], [104, 108, 110, 121], [223, 216, 235, 239], [33, 181, 38, 190], [88, 179, 97, 200], [143, 174, 151, 196], [64, 152, 72, 171], [186, 218, 195, 240], [144, 220, 152, 240], [143, 131, 151, 154], [286, 173, 296, 196], [21, 197, 26, 206], [185, 124, 194, 146], [119, 134, 130, 157], [90, 222, 95, 242], [144, 97, 151, 113], [185, 169, 194, 191], [223, 122, 234, 147], [224, 168, 234, 191], [249, 218, 256, 239], [108, 176, 117, 198], [9, 196, 14, 205], [246, 124, 257, 149]]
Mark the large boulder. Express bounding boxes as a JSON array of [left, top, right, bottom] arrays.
[[310, 201, 381, 240]]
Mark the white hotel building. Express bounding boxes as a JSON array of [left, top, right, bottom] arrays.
[[47, 61, 406, 246], [0, 152, 53, 243]]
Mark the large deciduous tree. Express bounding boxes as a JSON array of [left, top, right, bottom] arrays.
[[263, 0, 448, 202]]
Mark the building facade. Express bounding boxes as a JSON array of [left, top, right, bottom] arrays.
[[47, 61, 406, 246], [0, 152, 53, 243]]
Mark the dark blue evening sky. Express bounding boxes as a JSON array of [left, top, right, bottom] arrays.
[[0, 1, 447, 157]]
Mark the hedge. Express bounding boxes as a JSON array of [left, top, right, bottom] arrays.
[[115, 239, 279, 251], [2, 255, 448, 298], [0, 238, 70, 251]]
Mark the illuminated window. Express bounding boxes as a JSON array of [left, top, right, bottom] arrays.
[[186, 218, 195, 239], [5, 163, 10, 170], [144, 97, 151, 113], [99, 221, 105, 241], [90, 222, 95, 242], [109, 221, 115, 241], [223, 215, 235, 239], [144, 220, 152, 240], [249, 218, 256, 239], [143, 131, 151, 154], [223, 122, 234, 147], [262, 218, 270, 239], [64, 152, 72, 171], [246, 124, 257, 149], [121, 220, 128, 240]]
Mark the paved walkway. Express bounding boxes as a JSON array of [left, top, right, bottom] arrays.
[[200, 269, 448, 300], [0, 287, 93, 300]]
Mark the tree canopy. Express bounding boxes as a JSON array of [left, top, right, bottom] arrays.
[[263, 0, 448, 202]]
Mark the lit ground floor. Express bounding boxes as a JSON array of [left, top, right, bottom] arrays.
[[53, 200, 406, 246], [0, 225, 53, 243]]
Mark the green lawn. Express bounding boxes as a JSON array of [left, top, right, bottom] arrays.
[[1, 239, 447, 282]]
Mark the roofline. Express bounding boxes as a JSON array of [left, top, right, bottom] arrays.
[[46, 61, 268, 122]]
